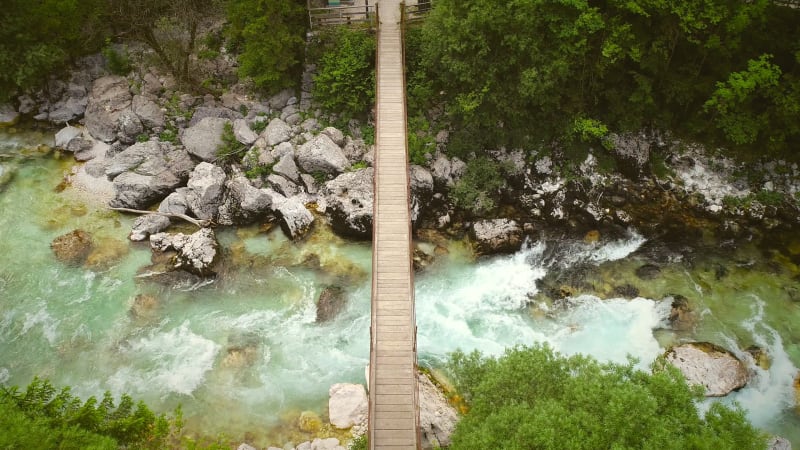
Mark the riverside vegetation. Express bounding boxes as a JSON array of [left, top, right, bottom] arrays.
[[1, 0, 799, 448]]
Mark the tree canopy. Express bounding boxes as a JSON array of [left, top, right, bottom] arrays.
[[410, 0, 800, 156], [445, 344, 767, 450]]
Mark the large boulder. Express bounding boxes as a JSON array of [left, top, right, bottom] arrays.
[[410, 165, 434, 225], [181, 117, 229, 161], [217, 177, 275, 225], [328, 383, 368, 429], [116, 110, 144, 144], [263, 117, 292, 146], [273, 195, 315, 240], [54, 125, 83, 150], [419, 373, 459, 449], [150, 228, 218, 276], [233, 119, 258, 145], [322, 168, 373, 239], [129, 214, 171, 242], [84, 76, 132, 142], [185, 162, 227, 220], [471, 219, 523, 254], [430, 154, 466, 188], [272, 152, 301, 183], [132, 95, 165, 130], [297, 134, 349, 175], [0, 103, 20, 127], [606, 131, 653, 178], [266, 173, 302, 197], [51, 230, 93, 266], [108, 143, 195, 209], [665, 342, 748, 397], [188, 106, 243, 127]]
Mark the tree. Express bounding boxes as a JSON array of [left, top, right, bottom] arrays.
[[226, 0, 308, 94], [0, 377, 175, 449], [446, 344, 767, 450], [312, 26, 376, 120], [0, 0, 106, 100], [106, 0, 222, 86]]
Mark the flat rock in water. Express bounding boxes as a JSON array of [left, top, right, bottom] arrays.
[[665, 342, 748, 397]]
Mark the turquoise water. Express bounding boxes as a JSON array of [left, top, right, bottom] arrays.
[[1, 129, 798, 446]]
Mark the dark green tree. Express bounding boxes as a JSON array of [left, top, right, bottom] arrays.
[[312, 26, 376, 120], [446, 345, 767, 450], [226, 0, 308, 94], [0, 0, 106, 100]]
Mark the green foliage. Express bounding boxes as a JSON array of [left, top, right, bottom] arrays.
[[704, 54, 800, 152], [350, 161, 368, 171], [451, 157, 504, 216], [0, 0, 106, 100], [413, 0, 800, 156], [312, 26, 376, 120], [136, 133, 150, 143], [251, 119, 268, 135], [0, 377, 174, 449], [226, 0, 307, 93], [348, 434, 368, 450], [311, 171, 329, 184], [408, 116, 435, 165], [159, 127, 179, 144], [101, 39, 132, 75], [216, 122, 248, 164], [361, 124, 375, 146], [446, 345, 767, 450]]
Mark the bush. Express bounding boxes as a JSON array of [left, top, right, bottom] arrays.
[[451, 157, 504, 216], [101, 39, 132, 75], [226, 0, 307, 93], [446, 344, 767, 450], [0, 377, 174, 449], [312, 26, 376, 120], [216, 122, 247, 164]]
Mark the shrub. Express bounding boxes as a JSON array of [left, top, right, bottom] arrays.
[[216, 122, 247, 164], [0, 377, 174, 449], [101, 39, 132, 76], [446, 344, 767, 450], [312, 26, 376, 120], [451, 157, 504, 216]]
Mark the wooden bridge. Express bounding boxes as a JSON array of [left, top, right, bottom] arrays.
[[368, 1, 420, 449]]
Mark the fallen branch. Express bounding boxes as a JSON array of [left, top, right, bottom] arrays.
[[109, 207, 212, 228]]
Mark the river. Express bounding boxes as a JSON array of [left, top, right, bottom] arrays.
[[1, 129, 798, 447]]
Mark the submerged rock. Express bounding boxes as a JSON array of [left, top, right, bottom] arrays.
[[129, 293, 159, 320], [665, 342, 748, 397], [667, 294, 695, 331], [51, 230, 93, 266], [471, 218, 523, 254], [328, 383, 368, 429], [316, 286, 346, 323], [635, 263, 661, 280]]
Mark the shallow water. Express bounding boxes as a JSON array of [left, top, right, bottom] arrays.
[[0, 129, 798, 447]]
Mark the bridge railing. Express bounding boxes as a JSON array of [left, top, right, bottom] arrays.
[[309, 3, 377, 29], [402, 0, 433, 23]]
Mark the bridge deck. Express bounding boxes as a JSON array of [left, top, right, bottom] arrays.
[[368, 1, 419, 449]]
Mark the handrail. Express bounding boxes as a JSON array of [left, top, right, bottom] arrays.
[[399, 3, 422, 448], [368, 3, 379, 448], [309, 3, 376, 29]]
